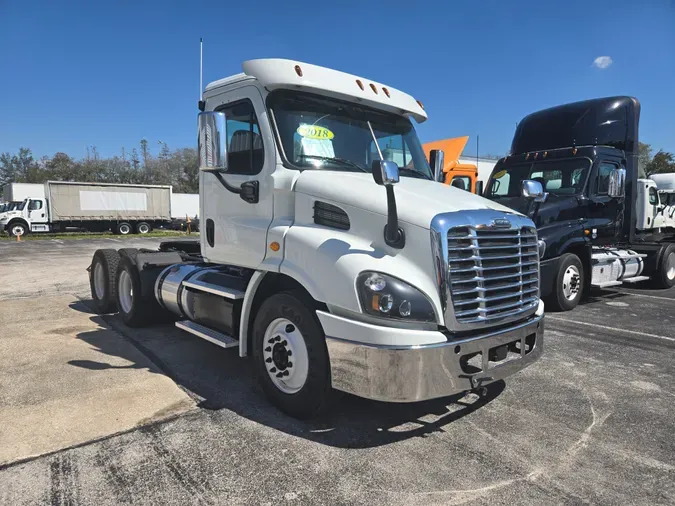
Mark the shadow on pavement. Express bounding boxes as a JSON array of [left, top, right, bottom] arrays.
[[69, 298, 505, 449]]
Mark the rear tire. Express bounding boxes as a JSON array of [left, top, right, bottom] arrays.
[[115, 254, 161, 327], [116, 222, 132, 235], [652, 244, 675, 289], [89, 249, 121, 314], [547, 253, 584, 311], [136, 222, 152, 234], [252, 290, 332, 419]]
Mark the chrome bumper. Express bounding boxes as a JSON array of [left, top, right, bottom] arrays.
[[325, 314, 544, 403]]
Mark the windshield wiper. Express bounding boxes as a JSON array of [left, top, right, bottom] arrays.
[[299, 155, 368, 173], [398, 168, 432, 180]]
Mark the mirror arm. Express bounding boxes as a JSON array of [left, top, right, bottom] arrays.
[[384, 186, 405, 248], [212, 171, 259, 204]]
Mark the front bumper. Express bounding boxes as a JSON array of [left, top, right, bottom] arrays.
[[323, 312, 544, 403]]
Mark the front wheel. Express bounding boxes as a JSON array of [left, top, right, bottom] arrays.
[[252, 291, 331, 419], [547, 253, 584, 311], [8, 221, 28, 237]]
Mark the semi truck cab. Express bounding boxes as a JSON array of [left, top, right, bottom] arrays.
[[485, 97, 675, 311], [88, 59, 544, 418]]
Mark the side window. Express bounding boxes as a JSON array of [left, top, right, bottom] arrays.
[[451, 176, 471, 191], [649, 187, 659, 206], [28, 200, 43, 211], [595, 162, 615, 195], [216, 100, 264, 175]]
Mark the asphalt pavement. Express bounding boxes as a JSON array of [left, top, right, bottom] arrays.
[[0, 237, 673, 505]]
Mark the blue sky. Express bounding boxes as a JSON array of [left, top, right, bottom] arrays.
[[1, 0, 674, 160]]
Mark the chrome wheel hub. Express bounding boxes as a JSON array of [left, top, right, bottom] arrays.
[[562, 265, 581, 301], [666, 252, 675, 281], [118, 270, 133, 313], [262, 318, 309, 394], [94, 262, 105, 299]]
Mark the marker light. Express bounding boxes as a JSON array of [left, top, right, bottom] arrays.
[[356, 79, 364, 90], [382, 87, 390, 98], [416, 100, 424, 110], [294, 65, 303, 77], [369, 83, 378, 94]]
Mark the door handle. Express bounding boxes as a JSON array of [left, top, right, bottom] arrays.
[[41, 213, 45, 217]]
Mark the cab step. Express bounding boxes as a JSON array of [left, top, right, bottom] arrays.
[[621, 275, 651, 284], [175, 320, 238, 349]]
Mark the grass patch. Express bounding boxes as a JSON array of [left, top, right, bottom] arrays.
[[0, 230, 199, 241]]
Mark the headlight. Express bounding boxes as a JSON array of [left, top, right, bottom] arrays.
[[356, 272, 436, 322], [537, 239, 546, 259]]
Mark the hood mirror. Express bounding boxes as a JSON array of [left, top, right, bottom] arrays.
[[372, 160, 400, 186], [522, 180, 547, 203], [198, 111, 227, 171]]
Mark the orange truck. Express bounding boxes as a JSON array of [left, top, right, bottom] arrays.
[[423, 136, 481, 193]]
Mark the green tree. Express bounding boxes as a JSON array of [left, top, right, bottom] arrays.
[[0, 147, 39, 185], [646, 151, 675, 175], [638, 142, 652, 178]]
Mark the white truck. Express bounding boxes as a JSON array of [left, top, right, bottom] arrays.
[[88, 59, 544, 418], [0, 181, 172, 236]]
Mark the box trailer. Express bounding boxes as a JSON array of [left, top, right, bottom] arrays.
[[0, 181, 172, 236], [2, 182, 45, 202]]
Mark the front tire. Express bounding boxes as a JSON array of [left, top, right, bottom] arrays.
[[8, 221, 28, 237], [652, 244, 675, 289], [252, 291, 331, 419], [547, 253, 584, 311], [89, 249, 121, 313]]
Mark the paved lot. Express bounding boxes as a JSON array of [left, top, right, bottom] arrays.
[[0, 238, 674, 505]]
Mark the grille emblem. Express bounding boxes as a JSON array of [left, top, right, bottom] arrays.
[[477, 219, 511, 229]]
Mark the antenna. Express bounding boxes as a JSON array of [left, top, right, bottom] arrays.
[[476, 134, 479, 167], [199, 38, 203, 100]]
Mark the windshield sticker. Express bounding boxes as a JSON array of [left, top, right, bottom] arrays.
[[493, 169, 508, 179], [297, 124, 335, 140]]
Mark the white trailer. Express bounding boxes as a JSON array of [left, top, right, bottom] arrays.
[[88, 58, 544, 419], [0, 181, 172, 236], [2, 182, 45, 202]]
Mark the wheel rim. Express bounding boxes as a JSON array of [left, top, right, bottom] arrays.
[[94, 262, 106, 300], [119, 224, 131, 235], [11, 224, 25, 236], [138, 224, 149, 234], [262, 318, 309, 394], [118, 270, 133, 313], [562, 265, 581, 301], [666, 252, 675, 281]]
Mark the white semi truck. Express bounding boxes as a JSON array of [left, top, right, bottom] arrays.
[[0, 181, 172, 236], [88, 59, 544, 418]]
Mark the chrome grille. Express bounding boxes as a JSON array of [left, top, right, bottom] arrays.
[[447, 226, 539, 324]]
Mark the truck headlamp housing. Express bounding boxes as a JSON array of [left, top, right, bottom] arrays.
[[356, 272, 436, 322]]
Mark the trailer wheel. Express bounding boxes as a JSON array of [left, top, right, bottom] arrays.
[[547, 253, 584, 311], [8, 221, 28, 237], [652, 244, 675, 289], [89, 249, 121, 313], [115, 254, 157, 327], [116, 222, 132, 235], [136, 222, 152, 234], [252, 290, 331, 419]]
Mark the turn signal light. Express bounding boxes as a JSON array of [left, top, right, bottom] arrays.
[[270, 242, 280, 251]]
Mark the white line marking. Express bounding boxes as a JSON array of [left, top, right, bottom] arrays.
[[547, 316, 675, 343], [614, 291, 675, 302]]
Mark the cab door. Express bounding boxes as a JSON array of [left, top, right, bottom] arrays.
[[201, 85, 276, 268], [27, 198, 48, 227], [586, 159, 623, 244]]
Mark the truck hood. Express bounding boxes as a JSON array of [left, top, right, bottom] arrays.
[[293, 171, 520, 229]]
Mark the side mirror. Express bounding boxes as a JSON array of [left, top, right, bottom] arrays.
[[429, 149, 445, 183], [372, 160, 400, 186], [198, 111, 227, 171], [522, 180, 547, 202], [475, 180, 484, 196], [608, 168, 626, 198]]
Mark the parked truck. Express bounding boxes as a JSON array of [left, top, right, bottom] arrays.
[[87, 58, 544, 418], [0, 181, 172, 236], [484, 96, 675, 311], [423, 137, 481, 193]]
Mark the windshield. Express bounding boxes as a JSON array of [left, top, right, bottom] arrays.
[[487, 158, 591, 198], [6, 201, 25, 211], [268, 90, 432, 179]]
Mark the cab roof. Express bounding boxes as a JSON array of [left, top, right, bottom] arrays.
[[205, 58, 427, 123]]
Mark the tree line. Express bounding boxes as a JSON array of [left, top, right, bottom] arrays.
[[1, 141, 674, 195], [0, 140, 199, 194]]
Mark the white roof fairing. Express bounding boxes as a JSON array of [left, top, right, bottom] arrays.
[[205, 59, 427, 123]]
